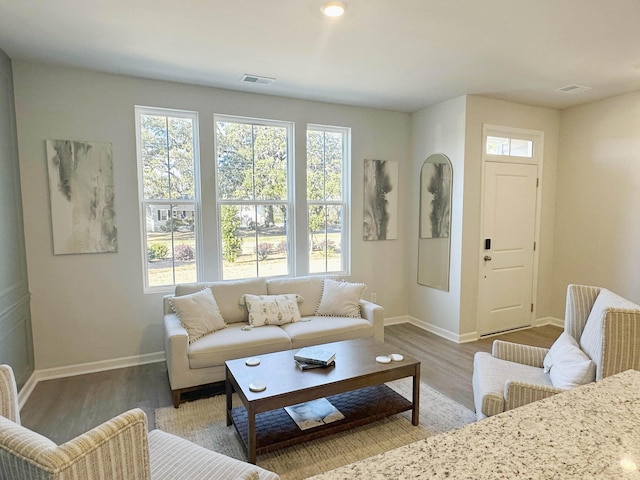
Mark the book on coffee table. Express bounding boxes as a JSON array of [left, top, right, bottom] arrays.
[[294, 347, 336, 366], [295, 359, 336, 370], [284, 398, 345, 430]]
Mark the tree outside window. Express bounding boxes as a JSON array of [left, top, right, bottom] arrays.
[[215, 117, 292, 280], [136, 107, 200, 289]]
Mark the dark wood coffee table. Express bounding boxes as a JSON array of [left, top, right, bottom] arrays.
[[225, 338, 420, 463]]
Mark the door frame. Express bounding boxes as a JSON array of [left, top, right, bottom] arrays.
[[478, 124, 545, 335]]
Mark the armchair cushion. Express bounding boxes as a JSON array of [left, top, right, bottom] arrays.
[[472, 351, 553, 419], [543, 332, 595, 389], [148, 429, 270, 480]]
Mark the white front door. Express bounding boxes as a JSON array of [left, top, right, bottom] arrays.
[[478, 161, 538, 335]]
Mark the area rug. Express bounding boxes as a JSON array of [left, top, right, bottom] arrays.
[[155, 379, 475, 480]]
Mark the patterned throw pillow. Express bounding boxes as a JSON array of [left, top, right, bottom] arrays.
[[169, 288, 226, 343], [243, 294, 302, 327], [315, 278, 366, 318]]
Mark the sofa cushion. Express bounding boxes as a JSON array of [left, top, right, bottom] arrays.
[[175, 278, 268, 324], [267, 276, 327, 317], [280, 316, 373, 349], [242, 294, 302, 326], [543, 332, 595, 389], [188, 323, 291, 369], [169, 289, 227, 343]]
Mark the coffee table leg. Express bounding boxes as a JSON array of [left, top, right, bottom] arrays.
[[226, 366, 232, 426], [248, 405, 257, 464], [412, 363, 420, 426]]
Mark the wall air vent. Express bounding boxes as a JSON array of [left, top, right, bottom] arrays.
[[240, 74, 275, 85], [556, 84, 592, 94]]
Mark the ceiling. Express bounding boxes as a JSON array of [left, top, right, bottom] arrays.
[[1, 0, 639, 113]]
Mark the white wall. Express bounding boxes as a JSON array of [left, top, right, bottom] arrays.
[[409, 95, 560, 341], [462, 96, 560, 334], [552, 91, 640, 315], [409, 96, 466, 340], [13, 62, 410, 370]]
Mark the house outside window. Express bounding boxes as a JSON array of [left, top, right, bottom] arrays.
[[215, 115, 293, 280], [135, 106, 200, 290], [307, 125, 350, 274]]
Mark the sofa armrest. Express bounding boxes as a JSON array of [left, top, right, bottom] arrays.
[[360, 299, 384, 342], [504, 380, 566, 411], [492, 340, 548, 368], [164, 314, 190, 392]]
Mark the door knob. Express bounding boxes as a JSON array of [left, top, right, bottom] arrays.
[[484, 255, 492, 261]]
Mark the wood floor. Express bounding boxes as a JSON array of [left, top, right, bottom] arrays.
[[20, 323, 561, 444]]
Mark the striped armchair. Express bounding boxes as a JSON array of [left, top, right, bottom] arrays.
[[0, 365, 279, 480], [472, 284, 640, 420]]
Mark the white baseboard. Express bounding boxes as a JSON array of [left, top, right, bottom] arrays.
[[386, 315, 476, 343], [385, 315, 563, 344], [384, 315, 410, 326], [18, 351, 165, 409], [534, 316, 564, 328]]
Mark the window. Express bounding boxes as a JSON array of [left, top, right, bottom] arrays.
[[486, 135, 533, 158], [135, 107, 200, 290], [215, 116, 293, 280], [307, 125, 350, 274]]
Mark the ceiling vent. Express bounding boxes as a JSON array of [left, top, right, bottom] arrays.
[[556, 84, 592, 94], [240, 74, 275, 85]]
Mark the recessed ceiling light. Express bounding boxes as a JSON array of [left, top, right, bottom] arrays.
[[321, 1, 346, 17]]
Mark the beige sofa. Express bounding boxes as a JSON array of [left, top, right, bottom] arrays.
[[164, 276, 384, 407]]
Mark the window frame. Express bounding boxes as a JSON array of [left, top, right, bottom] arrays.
[[135, 106, 202, 293], [214, 114, 295, 280], [306, 124, 351, 276]]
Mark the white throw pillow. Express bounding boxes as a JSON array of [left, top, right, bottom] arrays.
[[315, 278, 366, 318], [243, 294, 302, 327], [169, 288, 226, 343], [543, 332, 596, 389]]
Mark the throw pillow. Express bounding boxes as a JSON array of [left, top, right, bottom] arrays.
[[169, 288, 226, 343], [243, 294, 302, 327], [543, 332, 596, 389], [315, 278, 366, 318]]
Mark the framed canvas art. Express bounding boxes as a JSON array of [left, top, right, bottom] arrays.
[[363, 159, 398, 241], [46, 139, 118, 254]]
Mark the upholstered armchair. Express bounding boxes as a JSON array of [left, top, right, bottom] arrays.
[[472, 284, 640, 420], [0, 365, 279, 480]]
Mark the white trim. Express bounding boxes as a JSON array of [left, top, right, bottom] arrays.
[[387, 315, 479, 344], [17, 351, 165, 409], [534, 316, 564, 328], [478, 124, 544, 336]]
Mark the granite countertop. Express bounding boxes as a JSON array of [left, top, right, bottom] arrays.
[[308, 370, 640, 479]]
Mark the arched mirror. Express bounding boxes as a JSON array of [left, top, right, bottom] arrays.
[[418, 154, 453, 290]]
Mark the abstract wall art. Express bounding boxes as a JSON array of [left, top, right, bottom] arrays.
[[363, 159, 398, 241], [46, 139, 118, 254]]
